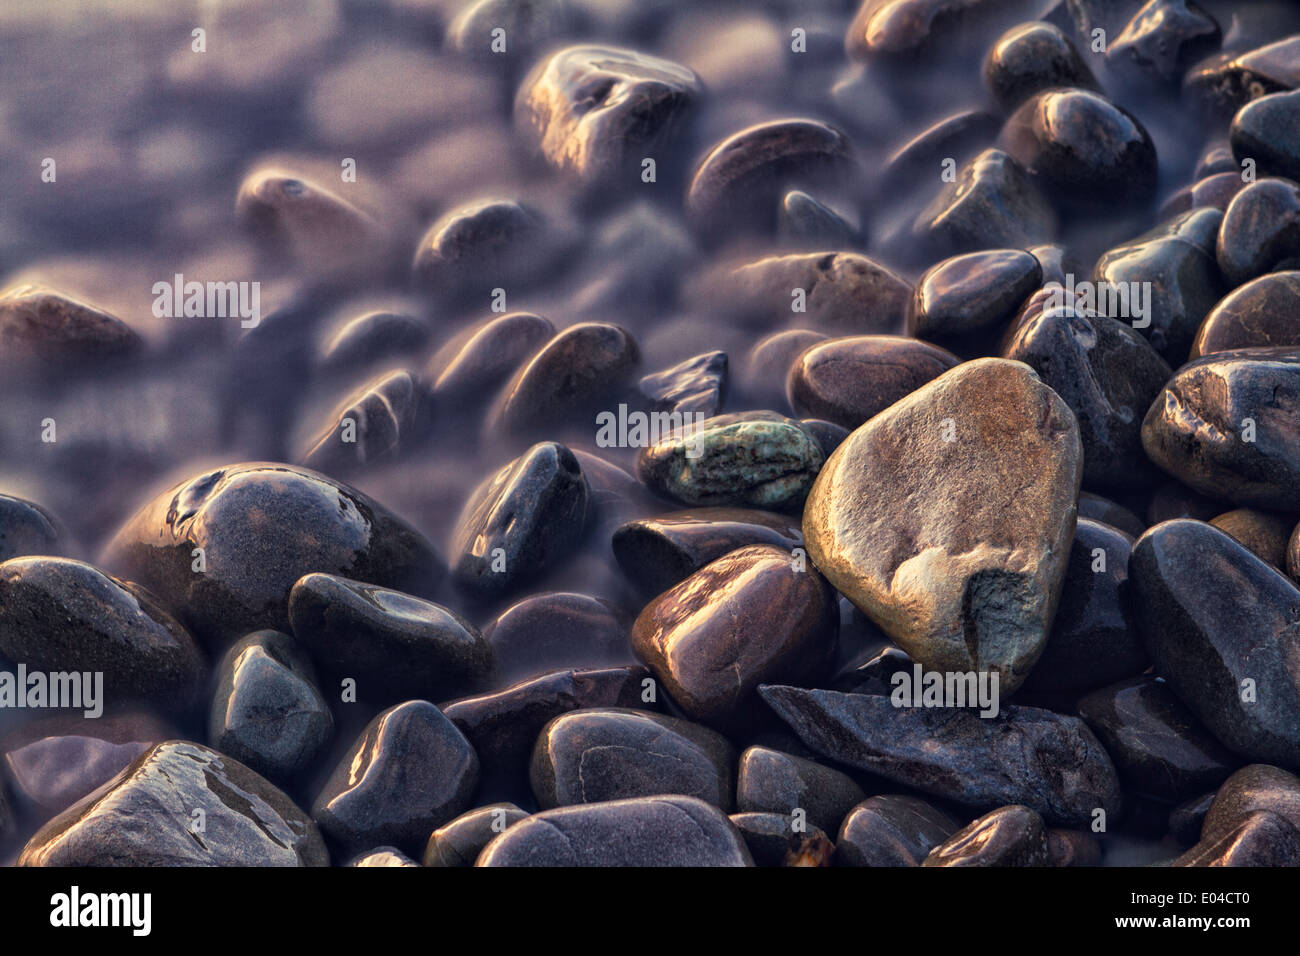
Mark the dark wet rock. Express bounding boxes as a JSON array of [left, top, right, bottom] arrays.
[[1231, 90, 1300, 183], [412, 198, 571, 304], [428, 311, 555, 406], [787, 335, 959, 430], [300, 369, 430, 475], [0, 557, 205, 712], [744, 329, 827, 409], [515, 45, 701, 191], [208, 629, 333, 782], [1216, 178, 1300, 288], [19, 741, 327, 866], [638, 350, 727, 417], [633, 545, 838, 729], [485, 592, 632, 684], [835, 794, 959, 867], [1078, 675, 1238, 802], [1077, 491, 1146, 537], [1160, 171, 1246, 219], [913, 148, 1057, 256], [1141, 349, 1300, 509], [101, 462, 441, 645], [494, 322, 640, 436], [846, 0, 1004, 59], [779, 191, 857, 248], [1108, 0, 1222, 83], [423, 802, 528, 866], [1197, 141, 1237, 177], [831, 641, 914, 695], [636, 411, 824, 509], [923, 805, 1050, 866], [1000, 89, 1159, 206], [1209, 508, 1292, 568], [802, 418, 850, 460], [0, 784, 13, 845], [347, 846, 420, 867], [1146, 478, 1223, 525], [1192, 272, 1300, 357], [1288, 524, 1300, 581], [611, 508, 803, 597], [804, 359, 1081, 693], [883, 110, 1001, 194], [1020, 519, 1145, 695], [984, 22, 1097, 112], [1046, 828, 1102, 866], [1201, 764, 1300, 840], [0, 285, 143, 366], [736, 746, 865, 834], [313, 700, 478, 854], [909, 250, 1042, 348], [1005, 308, 1171, 492], [686, 119, 858, 245], [1169, 791, 1216, 844], [1185, 35, 1300, 118], [288, 573, 493, 701], [448, 442, 589, 597], [2, 713, 171, 819], [530, 707, 735, 809], [1173, 809, 1300, 866], [690, 252, 912, 336], [571, 449, 650, 527], [761, 686, 1122, 827], [443, 666, 651, 793], [1094, 206, 1225, 362], [318, 311, 431, 375], [1130, 520, 1300, 766], [236, 167, 391, 282], [0, 495, 64, 562], [729, 812, 834, 866], [476, 795, 753, 866]]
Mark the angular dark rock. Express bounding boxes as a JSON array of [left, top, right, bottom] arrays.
[[760, 685, 1122, 826], [20, 741, 328, 866]]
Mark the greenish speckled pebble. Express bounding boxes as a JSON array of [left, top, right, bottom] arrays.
[[636, 411, 824, 509]]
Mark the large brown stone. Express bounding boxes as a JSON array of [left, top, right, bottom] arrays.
[[631, 544, 838, 729], [802, 358, 1081, 691]]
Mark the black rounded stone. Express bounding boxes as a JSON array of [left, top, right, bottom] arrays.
[[0, 557, 205, 713], [1000, 89, 1158, 206], [208, 629, 333, 783], [530, 707, 736, 810], [476, 795, 753, 866], [288, 572, 494, 702], [312, 700, 479, 855], [423, 802, 528, 867], [100, 462, 442, 646], [448, 442, 589, 597], [1077, 675, 1238, 802], [1130, 519, 1300, 766], [984, 21, 1097, 112], [1020, 519, 1146, 695]]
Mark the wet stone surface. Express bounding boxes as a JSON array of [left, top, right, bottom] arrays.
[[312, 700, 479, 855], [8, 0, 1300, 872], [20, 741, 328, 866], [476, 795, 754, 866]]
